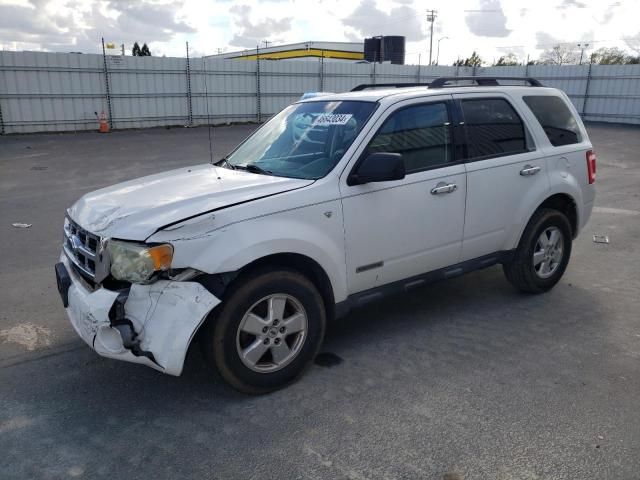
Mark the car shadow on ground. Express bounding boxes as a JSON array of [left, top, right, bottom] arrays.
[[33, 264, 606, 403]]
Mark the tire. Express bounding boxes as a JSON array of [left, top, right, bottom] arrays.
[[503, 208, 573, 294], [202, 268, 326, 394]]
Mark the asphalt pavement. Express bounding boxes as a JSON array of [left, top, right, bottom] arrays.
[[1, 123, 639, 479]]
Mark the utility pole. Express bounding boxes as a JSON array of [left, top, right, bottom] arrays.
[[427, 9, 437, 65], [262, 40, 272, 49], [578, 43, 590, 65]]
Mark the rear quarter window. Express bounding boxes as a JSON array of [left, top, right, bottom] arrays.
[[523, 95, 581, 147]]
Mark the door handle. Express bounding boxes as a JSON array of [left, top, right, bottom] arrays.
[[520, 165, 541, 176], [430, 182, 458, 195]]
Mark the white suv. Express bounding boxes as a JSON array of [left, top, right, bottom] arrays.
[[56, 77, 596, 393]]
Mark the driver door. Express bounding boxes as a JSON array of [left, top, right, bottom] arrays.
[[340, 96, 467, 294]]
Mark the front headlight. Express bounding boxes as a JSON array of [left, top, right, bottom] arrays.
[[107, 240, 173, 283]]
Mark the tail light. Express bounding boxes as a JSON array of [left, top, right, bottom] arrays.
[[586, 150, 596, 184]]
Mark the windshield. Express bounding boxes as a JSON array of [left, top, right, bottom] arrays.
[[225, 100, 377, 179]]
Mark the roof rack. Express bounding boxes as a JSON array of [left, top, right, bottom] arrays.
[[428, 76, 543, 88], [350, 83, 431, 92]]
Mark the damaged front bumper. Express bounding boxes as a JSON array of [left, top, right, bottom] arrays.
[[57, 254, 220, 375]]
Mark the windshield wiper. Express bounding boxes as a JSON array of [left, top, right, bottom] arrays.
[[235, 164, 273, 175]]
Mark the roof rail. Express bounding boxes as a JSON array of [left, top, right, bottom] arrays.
[[428, 76, 543, 88], [350, 82, 431, 92]]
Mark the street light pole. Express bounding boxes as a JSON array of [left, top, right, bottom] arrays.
[[436, 36, 449, 65]]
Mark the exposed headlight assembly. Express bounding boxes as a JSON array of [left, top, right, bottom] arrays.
[[107, 240, 173, 283]]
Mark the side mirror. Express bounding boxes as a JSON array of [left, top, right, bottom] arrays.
[[348, 152, 405, 186]]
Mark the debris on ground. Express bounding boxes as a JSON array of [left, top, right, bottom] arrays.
[[593, 235, 610, 244], [0, 323, 53, 351], [11, 223, 32, 228]]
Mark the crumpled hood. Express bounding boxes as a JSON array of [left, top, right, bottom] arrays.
[[68, 164, 313, 240]]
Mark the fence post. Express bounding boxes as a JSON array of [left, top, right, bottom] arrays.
[[319, 51, 324, 91], [185, 42, 193, 126], [256, 47, 262, 123], [0, 99, 5, 135], [101, 38, 114, 129], [582, 63, 593, 117]]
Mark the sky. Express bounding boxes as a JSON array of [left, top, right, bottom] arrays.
[[1, 0, 639, 65]]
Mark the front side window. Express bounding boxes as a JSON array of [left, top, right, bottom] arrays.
[[367, 102, 453, 173], [225, 100, 376, 179], [461, 98, 527, 159], [523, 95, 581, 147]]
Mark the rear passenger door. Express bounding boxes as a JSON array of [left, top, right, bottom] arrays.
[[453, 93, 550, 261]]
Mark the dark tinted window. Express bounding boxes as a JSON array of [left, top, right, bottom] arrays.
[[523, 95, 581, 146], [461, 98, 527, 159], [368, 102, 452, 173]]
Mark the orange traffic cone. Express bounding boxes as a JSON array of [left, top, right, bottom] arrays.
[[98, 111, 110, 133]]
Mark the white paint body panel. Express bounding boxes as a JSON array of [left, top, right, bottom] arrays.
[[67, 163, 313, 241], [60, 85, 595, 376], [62, 254, 220, 375], [341, 166, 466, 293]]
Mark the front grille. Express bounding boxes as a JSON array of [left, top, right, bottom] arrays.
[[63, 218, 103, 282]]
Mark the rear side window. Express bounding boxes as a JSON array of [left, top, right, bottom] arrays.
[[367, 102, 453, 173], [523, 95, 581, 146], [461, 98, 527, 159]]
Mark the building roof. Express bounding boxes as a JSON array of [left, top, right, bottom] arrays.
[[206, 41, 364, 61]]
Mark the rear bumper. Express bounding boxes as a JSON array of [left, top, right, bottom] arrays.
[[580, 199, 595, 232], [59, 254, 220, 375]]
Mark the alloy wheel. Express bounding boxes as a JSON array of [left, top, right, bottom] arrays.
[[236, 294, 308, 373], [533, 226, 564, 279]]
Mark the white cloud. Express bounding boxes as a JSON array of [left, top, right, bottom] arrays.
[[0, 0, 637, 64]]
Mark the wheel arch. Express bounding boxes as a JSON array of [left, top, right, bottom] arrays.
[[514, 192, 578, 249], [537, 193, 578, 238], [189, 252, 336, 362], [196, 252, 336, 322]]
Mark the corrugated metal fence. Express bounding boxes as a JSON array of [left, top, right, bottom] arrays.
[[1, 51, 639, 134]]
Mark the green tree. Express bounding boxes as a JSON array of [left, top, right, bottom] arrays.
[[589, 47, 629, 64], [140, 43, 152, 56], [132, 41, 141, 56], [452, 51, 483, 67], [495, 53, 519, 66]]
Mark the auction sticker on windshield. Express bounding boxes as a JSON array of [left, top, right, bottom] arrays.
[[313, 114, 353, 126]]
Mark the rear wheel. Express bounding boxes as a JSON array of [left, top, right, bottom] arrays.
[[202, 269, 326, 394], [503, 208, 572, 293]]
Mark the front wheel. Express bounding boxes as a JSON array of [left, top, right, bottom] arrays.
[[202, 269, 326, 394], [503, 208, 573, 293]]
